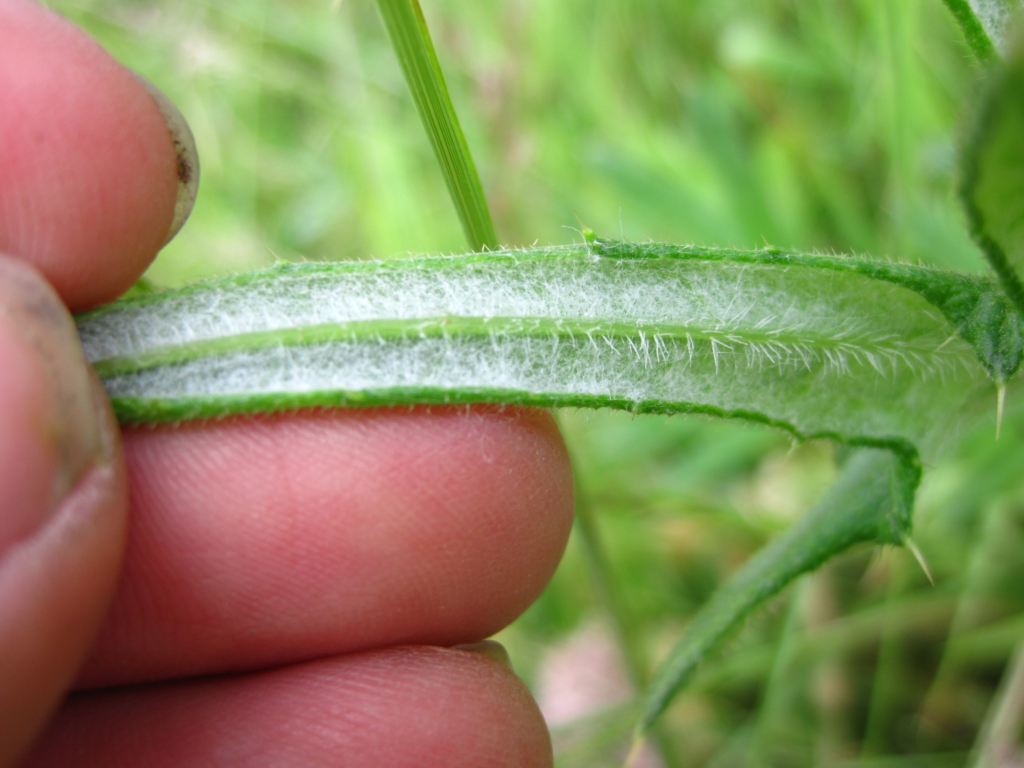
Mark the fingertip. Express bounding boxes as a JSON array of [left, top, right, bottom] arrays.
[[0, 0, 182, 310], [78, 406, 574, 688], [0, 369, 129, 766], [24, 648, 553, 768]]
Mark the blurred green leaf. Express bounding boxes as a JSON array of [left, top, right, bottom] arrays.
[[962, 37, 1024, 314]]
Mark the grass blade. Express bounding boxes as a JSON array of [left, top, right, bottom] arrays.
[[570, 467, 680, 767], [375, 0, 498, 251]]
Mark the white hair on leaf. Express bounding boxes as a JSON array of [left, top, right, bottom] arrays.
[[78, 247, 994, 462]]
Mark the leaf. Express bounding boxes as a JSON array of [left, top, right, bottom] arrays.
[[375, 0, 498, 252], [632, 448, 916, 742], [78, 241, 1006, 449], [962, 36, 1024, 316], [941, 0, 999, 64]]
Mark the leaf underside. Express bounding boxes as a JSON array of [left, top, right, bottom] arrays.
[[969, 0, 1022, 52], [80, 242, 1011, 437]]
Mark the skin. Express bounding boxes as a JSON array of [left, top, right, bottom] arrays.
[[0, 2, 575, 765]]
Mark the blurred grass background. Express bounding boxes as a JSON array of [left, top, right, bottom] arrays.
[[49, 0, 1024, 765]]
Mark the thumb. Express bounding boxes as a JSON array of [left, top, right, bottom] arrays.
[[0, 255, 127, 766]]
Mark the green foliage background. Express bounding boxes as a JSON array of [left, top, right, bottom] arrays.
[[52, 0, 1024, 765]]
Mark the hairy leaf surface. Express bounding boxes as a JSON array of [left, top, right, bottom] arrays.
[[80, 242, 1006, 465], [943, 0, 1000, 63]]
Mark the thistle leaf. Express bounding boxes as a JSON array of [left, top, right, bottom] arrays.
[[633, 448, 916, 741], [79, 242, 1005, 456], [967, 0, 1023, 53]]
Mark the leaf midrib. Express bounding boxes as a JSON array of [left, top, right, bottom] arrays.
[[91, 315, 971, 379]]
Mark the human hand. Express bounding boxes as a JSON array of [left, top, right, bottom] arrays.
[[0, 2, 574, 765]]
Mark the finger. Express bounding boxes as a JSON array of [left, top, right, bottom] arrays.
[[24, 646, 552, 768], [77, 406, 574, 689], [0, 0, 192, 310], [0, 257, 128, 766]]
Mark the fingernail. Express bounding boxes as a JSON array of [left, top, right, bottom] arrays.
[[452, 640, 515, 671], [135, 74, 200, 246], [0, 256, 104, 555]]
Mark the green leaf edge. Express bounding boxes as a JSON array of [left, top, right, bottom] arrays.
[[941, 0, 1000, 65]]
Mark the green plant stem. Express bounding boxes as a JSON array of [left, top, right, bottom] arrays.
[[375, 0, 498, 251], [960, 40, 1024, 316], [571, 483, 648, 691]]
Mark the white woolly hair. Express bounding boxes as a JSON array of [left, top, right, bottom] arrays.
[[82, 252, 989, 455], [83, 255, 956, 360], [970, 0, 1021, 50]]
